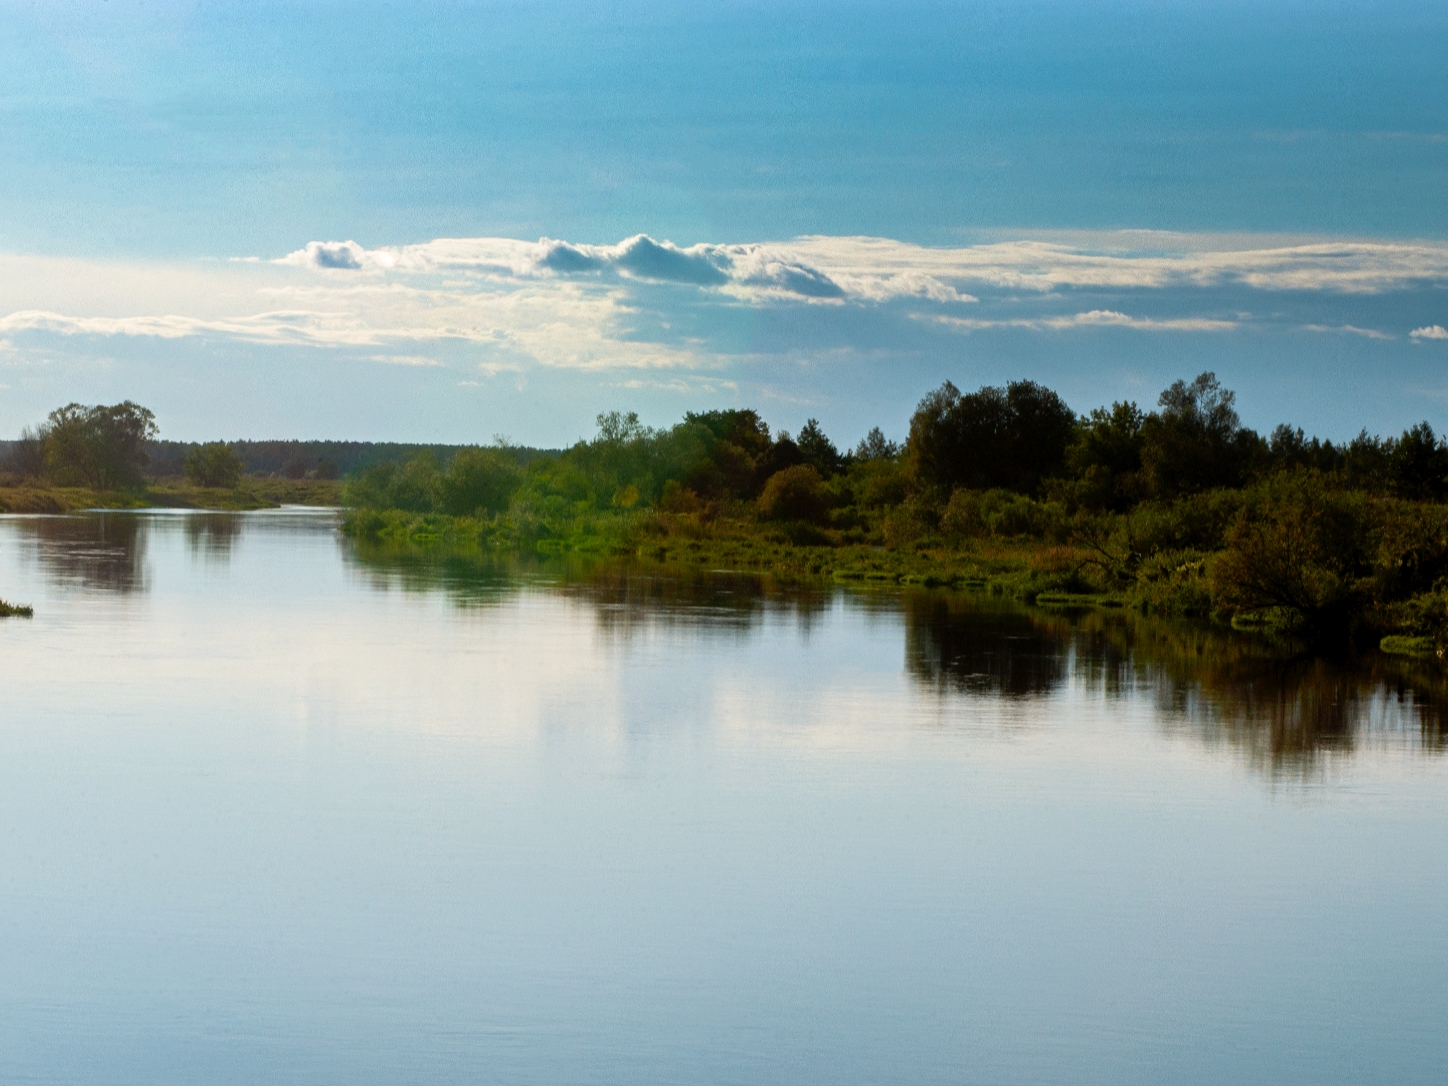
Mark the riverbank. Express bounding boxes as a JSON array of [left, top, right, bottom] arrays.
[[344, 506, 1167, 608], [0, 478, 343, 513], [341, 500, 1448, 659]]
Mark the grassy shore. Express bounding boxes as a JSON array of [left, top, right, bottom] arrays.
[[0, 477, 343, 513]]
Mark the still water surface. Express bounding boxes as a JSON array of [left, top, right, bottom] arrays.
[[1, 510, 1445, 1085]]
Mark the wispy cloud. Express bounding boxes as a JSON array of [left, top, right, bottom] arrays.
[[931, 309, 1238, 334], [1300, 323, 1395, 340], [2, 231, 1446, 378]]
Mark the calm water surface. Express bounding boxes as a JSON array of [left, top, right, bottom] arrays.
[[1, 510, 1445, 1086]]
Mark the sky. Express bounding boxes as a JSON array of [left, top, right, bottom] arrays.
[[1, 0, 1446, 447]]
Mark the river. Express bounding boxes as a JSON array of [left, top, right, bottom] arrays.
[[0, 509, 1444, 1085]]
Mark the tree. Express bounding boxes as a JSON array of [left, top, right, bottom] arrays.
[[1211, 471, 1375, 637], [1139, 373, 1260, 498], [1065, 401, 1145, 510], [44, 401, 158, 490], [1388, 421, 1448, 501], [907, 379, 1075, 495], [185, 442, 244, 488], [796, 419, 843, 476], [4, 426, 48, 478], [853, 427, 900, 461]]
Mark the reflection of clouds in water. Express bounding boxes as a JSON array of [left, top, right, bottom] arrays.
[[16, 513, 149, 594]]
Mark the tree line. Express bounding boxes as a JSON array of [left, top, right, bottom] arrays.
[[342, 371, 1448, 521]]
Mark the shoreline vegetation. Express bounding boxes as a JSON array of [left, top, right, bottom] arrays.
[[338, 373, 1448, 658], [0, 476, 342, 514], [12, 377, 1448, 659]]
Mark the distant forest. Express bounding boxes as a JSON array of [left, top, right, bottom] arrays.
[[0, 436, 560, 482]]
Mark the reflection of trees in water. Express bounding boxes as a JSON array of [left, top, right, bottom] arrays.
[[344, 541, 1446, 772], [905, 594, 1070, 697], [343, 539, 536, 606], [344, 540, 833, 635], [558, 563, 833, 638], [904, 594, 1447, 773], [18, 514, 148, 593], [184, 514, 243, 562]]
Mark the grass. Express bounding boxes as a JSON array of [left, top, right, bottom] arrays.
[[0, 477, 342, 513], [0, 598, 33, 618], [1380, 635, 1438, 658]]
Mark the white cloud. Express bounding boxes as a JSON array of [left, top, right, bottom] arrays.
[[931, 310, 1238, 334], [370, 354, 443, 367], [3, 230, 1446, 379], [1301, 323, 1395, 340]]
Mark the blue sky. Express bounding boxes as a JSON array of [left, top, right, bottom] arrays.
[[1, 0, 1446, 445]]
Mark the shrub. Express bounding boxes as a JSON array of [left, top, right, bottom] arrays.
[[185, 442, 244, 488], [758, 465, 828, 523], [437, 447, 521, 516], [1210, 471, 1375, 634]]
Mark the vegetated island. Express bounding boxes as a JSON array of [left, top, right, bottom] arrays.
[[338, 372, 1448, 658]]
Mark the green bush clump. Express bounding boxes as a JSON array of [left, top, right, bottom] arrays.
[[758, 465, 827, 523], [185, 442, 244, 489]]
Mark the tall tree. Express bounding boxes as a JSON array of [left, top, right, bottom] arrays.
[[44, 401, 158, 490]]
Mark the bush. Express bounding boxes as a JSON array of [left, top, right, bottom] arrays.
[[437, 447, 521, 516], [185, 442, 244, 488], [941, 489, 1065, 541], [758, 465, 828, 523], [1210, 472, 1375, 634]]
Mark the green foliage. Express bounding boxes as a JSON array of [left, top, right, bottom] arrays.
[[1388, 421, 1448, 500], [853, 426, 900, 461], [758, 465, 828, 523], [907, 379, 1075, 496], [795, 419, 843, 476], [343, 454, 441, 512], [437, 447, 522, 515], [1065, 401, 1145, 510], [1210, 471, 1376, 634], [185, 442, 244, 488], [42, 401, 158, 490], [325, 376, 1448, 656], [941, 489, 1068, 542], [1139, 372, 1262, 498]]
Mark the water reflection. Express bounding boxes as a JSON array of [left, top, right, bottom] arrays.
[[907, 596, 1447, 772], [5, 516, 1443, 775], [346, 538, 836, 635], [349, 540, 1448, 774], [905, 594, 1069, 697], [184, 513, 243, 562], [10, 514, 149, 594]]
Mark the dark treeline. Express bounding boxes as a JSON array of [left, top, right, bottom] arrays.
[[0, 406, 558, 489], [348, 373, 1448, 517], [144, 439, 558, 482]]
